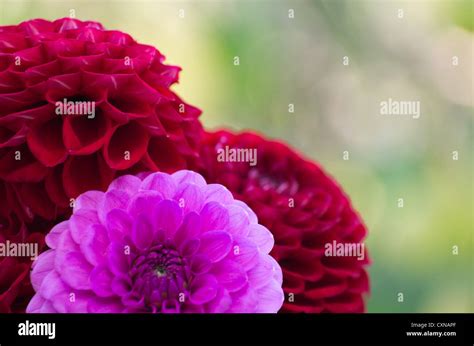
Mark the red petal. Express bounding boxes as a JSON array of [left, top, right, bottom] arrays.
[[147, 136, 187, 173], [62, 153, 115, 198], [17, 182, 58, 220], [103, 122, 149, 170], [45, 166, 70, 208], [0, 144, 48, 182], [62, 109, 111, 155], [27, 117, 67, 166]]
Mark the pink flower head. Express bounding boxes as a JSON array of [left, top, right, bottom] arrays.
[[27, 170, 284, 313]]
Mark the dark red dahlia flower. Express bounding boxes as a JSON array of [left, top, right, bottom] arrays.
[[199, 130, 370, 313], [0, 18, 202, 222]]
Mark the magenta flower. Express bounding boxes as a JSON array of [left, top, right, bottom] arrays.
[[27, 170, 283, 313]]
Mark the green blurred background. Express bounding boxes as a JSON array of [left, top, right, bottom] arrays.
[[1, 0, 472, 313]]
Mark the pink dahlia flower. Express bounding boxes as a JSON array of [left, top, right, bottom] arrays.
[[27, 170, 284, 313]]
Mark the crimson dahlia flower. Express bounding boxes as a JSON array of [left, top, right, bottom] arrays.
[[200, 130, 370, 313], [0, 18, 202, 222], [27, 170, 284, 313]]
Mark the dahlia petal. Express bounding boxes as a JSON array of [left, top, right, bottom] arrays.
[[247, 224, 274, 254], [90, 266, 114, 297], [347, 270, 370, 294], [31, 250, 55, 291], [255, 279, 284, 313], [229, 236, 259, 271], [26, 294, 47, 313], [74, 190, 104, 212], [206, 287, 232, 313], [305, 276, 348, 300], [247, 254, 274, 290], [27, 118, 67, 167], [121, 292, 145, 310], [228, 284, 259, 313], [180, 238, 200, 258], [45, 166, 70, 208], [324, 293, 364, 313], [55, 228, 80, 261], [0, 145, 48, 182], [111, 276, 132, 296], [189, 274, 218, 304], [269, 256, 283, 285], [88, 297, 123, 313], [107, 175, 141, 194], [45, 220, 69, 249], [233, 200, 258, 224], [127, 190, 163, 217], [200, 201, 229, 232], [173, 183, 204, 213], [198, 231, 232, 263], [81, 224, 109, 266], [105, 208, 133, 244], [281, 269, 305, 294], [39, 271, 68, 300], [62, 154, 115, 198], [280, 251, 324, 281], [154, 199, 183, 239], [58, 252, 92, 290], [190, 254, 211, 275], [37, 300, 56, 313], [107, 242, 130, 276], [227, 204, 250, 237], [131, 213, 154, 250], [98, 189, 129, 225], [211, 259, 247, 292], [147, 137, 187, 172], [173, 211, 201, 246], [203, 184, 233, 204], [17, 182, 57, 220], [172, 170, 206, 187], [60, 291, 94, 313], [62, 110, 111, 155], [140, 172, 176, 198], [69, 208, 100, 244], [103, 122, 149, 169]]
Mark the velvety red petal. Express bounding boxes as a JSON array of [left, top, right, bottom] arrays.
[[27, 117, 67, 166], [103, 122, 149, 169], [62, 153, 115, 198], [0, 144, 48, 182], [62, 109, 111, 155]]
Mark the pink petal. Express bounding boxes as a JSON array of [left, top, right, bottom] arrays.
[[140, 172, 176, 198], [189, 274, 218, 304], [198, 231, 232, 263], [57, 251, 92, 290], [200, 201, 229, 232]]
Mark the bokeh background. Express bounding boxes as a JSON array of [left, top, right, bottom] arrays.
[[1, 0, 472, 313]]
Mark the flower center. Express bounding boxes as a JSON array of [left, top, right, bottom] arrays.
[[248, 167, 299, 195], [130, 244, 190, 312], [154, 265, 167, 277]]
